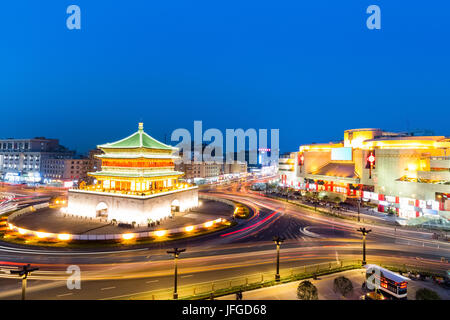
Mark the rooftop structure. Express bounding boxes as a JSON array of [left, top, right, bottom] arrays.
[[280, 128, 450, 221]]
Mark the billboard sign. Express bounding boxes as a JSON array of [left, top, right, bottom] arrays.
[[331, 147, 352, 161]]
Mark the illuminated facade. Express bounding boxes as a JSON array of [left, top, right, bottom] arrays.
[[67, 123, 198, 226], [281, 128, 450, 220], [0, 137, 75, 184]]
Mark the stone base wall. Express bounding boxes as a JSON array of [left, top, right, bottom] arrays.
[[67, 187, 198, 226]]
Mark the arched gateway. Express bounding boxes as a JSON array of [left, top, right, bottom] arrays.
[[95, 202, 108, 218]]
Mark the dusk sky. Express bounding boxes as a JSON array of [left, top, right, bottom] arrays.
[[1, 1, 449, 154]]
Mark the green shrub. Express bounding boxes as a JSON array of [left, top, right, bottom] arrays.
[[333, 276, 353, 297], [333, 197, 342, 204], [415, 288, 441, 300], [297, 280, 318, 300]]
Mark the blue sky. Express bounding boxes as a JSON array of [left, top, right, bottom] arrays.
[[1, 1, 449, 153]]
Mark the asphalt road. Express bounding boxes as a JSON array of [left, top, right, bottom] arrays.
[[0, 182, 448, 299]]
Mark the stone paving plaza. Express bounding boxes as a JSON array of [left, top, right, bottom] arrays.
[[218, 269, 450, 300], [11, 199, 233, 235]]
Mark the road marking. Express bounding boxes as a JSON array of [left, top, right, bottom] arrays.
[[57, 292, 73, 297], [181, 274, 193, 278], [0, 245, 149, 256], [101, 286, 116, 291], [146, 280, 159, 283]]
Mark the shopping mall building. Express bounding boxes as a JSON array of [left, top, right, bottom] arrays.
[[279, 128, 450, 220]]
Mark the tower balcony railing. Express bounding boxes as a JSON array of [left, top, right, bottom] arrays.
[[73, 183, 195, 196], [431, 156, 450, 160]]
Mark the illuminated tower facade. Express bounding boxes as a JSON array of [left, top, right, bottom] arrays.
[[67, 123, 198, 226], [89, 122, 183, 194]]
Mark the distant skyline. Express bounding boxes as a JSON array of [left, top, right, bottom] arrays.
[[1, 1, 450, 154]]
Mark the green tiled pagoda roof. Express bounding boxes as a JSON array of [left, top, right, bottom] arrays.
[[98, 123, 175, 151], [88, 170, 184, 178], [96, 153, 178, 159]]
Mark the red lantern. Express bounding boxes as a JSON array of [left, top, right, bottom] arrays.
[[299, 154, 304, 165]]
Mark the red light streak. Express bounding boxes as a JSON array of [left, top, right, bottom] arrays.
[[221, 211, 278, 237]]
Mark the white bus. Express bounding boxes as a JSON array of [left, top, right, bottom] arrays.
[[365, 264, 410, 299]]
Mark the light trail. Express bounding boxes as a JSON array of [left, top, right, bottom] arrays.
[[220, 211, 279, 237]]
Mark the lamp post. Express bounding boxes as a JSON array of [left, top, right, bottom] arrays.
[[357, 227, 371, 265], [167, 247, 186, 299], [368, 153, 375, 179], [273, 236, 285, 282], [10, 264, 39, 300], [357, 198, 361, 222]]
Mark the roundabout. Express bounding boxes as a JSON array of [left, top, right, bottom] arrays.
[[0, 184, 448, 301], [3, 198, 239, 246]]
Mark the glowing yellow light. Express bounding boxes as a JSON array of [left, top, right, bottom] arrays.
[[155, 230, 167, 237], [185, 226, 194, 232], [57, 233, 71, 241], [204, 221, 214, 228], [122, 233, 135, 240], [8, 223, 13, 230], [55, 200, 60, 204], [407, 163, 417, 171], [214, 218, 222, 223], [17, 228, 27, 235], [36, 232, 51, 239]]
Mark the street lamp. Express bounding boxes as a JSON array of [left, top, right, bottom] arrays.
[[357, 198, 361, 222], [368, 153, 375, 179], [10, 263, 39, 300], [167, 247, 186, 299], [357, 227, 371, 265], [273, 236, 285, 282]]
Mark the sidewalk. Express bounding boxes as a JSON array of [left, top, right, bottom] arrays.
[[267, 192, 398, 225], [217, 269, 450, 300]]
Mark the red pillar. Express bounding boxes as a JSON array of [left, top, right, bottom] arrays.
[[415, 199, 420, 217], [395, 196, 400, 216], [378, 194, 385, 212]]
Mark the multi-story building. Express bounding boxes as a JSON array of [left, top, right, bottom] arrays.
[[282, 128, 450, 220], [175, 161, 222, 180], [223, 161, 248, 176], [86, 148, 103, 183], [0, 137, 75, 183], [175, 159, 247, 182], [278, 152, 298, 186], [42, 157, 91, 183]]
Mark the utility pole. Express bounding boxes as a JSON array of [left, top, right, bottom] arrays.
[[273, 236, 285, 282], [368, 153, 375, 179], [357, 227, 372, 265], [357, 198, 361, 222], [167, 248, 186, 299], [10, 264, 39, 300]]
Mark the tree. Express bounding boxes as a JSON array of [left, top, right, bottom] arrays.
[[386, 208, 396, 216], [333, 196, 342, 204], [415, 288, 441, 300], [333, 276, 353, 297], [297, 280, 318, 300]]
